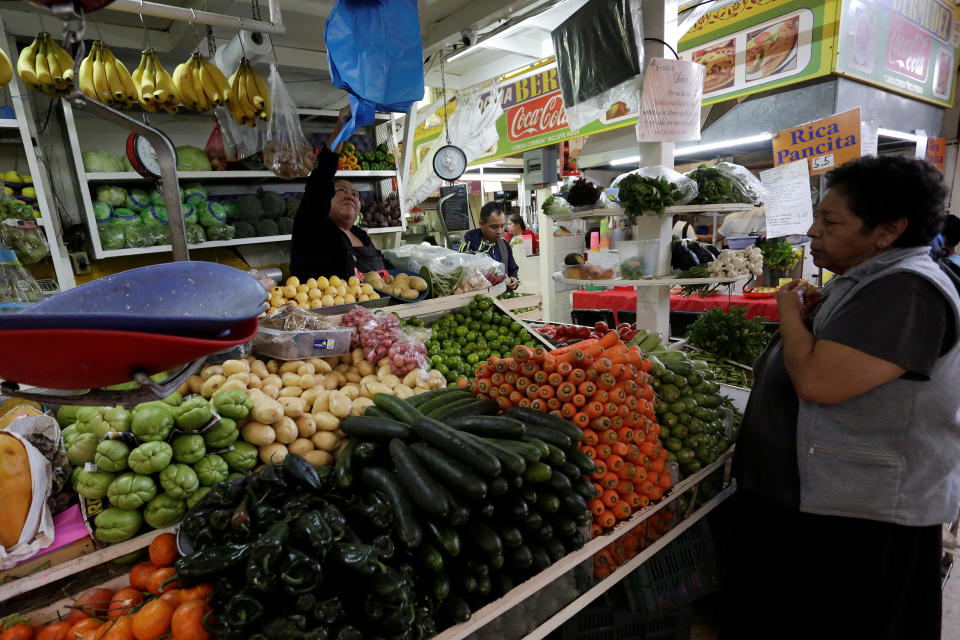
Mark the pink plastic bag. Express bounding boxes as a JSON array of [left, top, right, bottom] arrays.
[[205, 119, 228, 171]]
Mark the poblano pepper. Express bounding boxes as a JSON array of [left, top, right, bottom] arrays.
[[292, 510, 334, 557], [312, 598, 344, 626], [175, 543, 249, 586], [280, 549, 323, 595], [330, 542, 386, 576]]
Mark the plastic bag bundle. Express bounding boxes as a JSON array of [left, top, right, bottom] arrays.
[[686, 162, 767, 205], [97, 222, 126, 251], [263, 65, 314, 179], [388, 328, 430, 377], [359, 312, 403, 363], [383, 245, 507, 296], [204, 119, 228, 171], [551, 0, 644, 130], [0, 248, 42, 308], [0, 220, 48, 264], [215, 106, 263, 161]]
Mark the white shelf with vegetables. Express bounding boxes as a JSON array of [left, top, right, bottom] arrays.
[[60, 95, 405, 260]]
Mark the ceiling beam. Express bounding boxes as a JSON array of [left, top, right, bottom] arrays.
[[472, 35, 548, 59], [1, 8, 172, 49], [276, 0, 337, 18], [421, 0, 537, 55]]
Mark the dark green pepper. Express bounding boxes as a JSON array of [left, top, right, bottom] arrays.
[[313, 597, 344, 626], [295, 594, 316, 614], [321, 504, 348, 541], [334, 440, 359, 489], [292, 510, 334, 557], [368, 566, 411, 604], [335, 626, 362, 640], [223, 591, 264, 628], [175, 543, 249, 586], [372, 534, 394, 561], [330, 542, 385, 576], [281, 549, 323, 595], [283, 453, 322, 491]]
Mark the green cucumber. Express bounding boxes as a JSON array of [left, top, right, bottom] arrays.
[[427, 521, 462, 557], [535, 492, 560, 515], [418, 392, 473, 415], [557, 461, 582, 480], [438, 399, 499, 421], [520, 437, 550, 459], [448, 416, 526, 440], [560, 493, 589, 518], [503, 495, 530, 521], [408, 388, 471, 408], [572, 477, 598, 501], [665, 361, 694, 375], [438, 596, 471, 626], [522, 511, 543, 532], [388, 439, 450, 519], [566, 447, 597, 475], [551, 516, 577, 538], [427, 396, 478, 419], [452, 568, 478, 593], [411, 416, 501, 477], [546, 469, 573, 496], [334, 439, 360, 488], [355, 442, 379, 460], [433, 573, 451, 602], [564, 530, 586, 551], [503, 407, 583, 442], [523, 462, 552, 483], [476, 575, 492, 597], [361, 466, 422, 548], [523, 425, 573, 450], [418, 543, 445, 573], [341, 415, 414, 441], [468, 436, 526, 476], [465, 557, 490, 578], [409, 442, 488, 501], [546, 538, 567, 562], [486, 438, 542, 464], [494, 522, 524, 548], [489, 476, 509, 496], [489, 553, 505, 570], [530, 545, 552, 571], [494, 573, 515, 597], [444, 490, 471, 526], [364, 405, 390, 418], [372, 393, 422, 425], [505, 545, 533, 568], [468, 521, 503, 558], [532, 522, 553, 544], [545, 443, 567, 466]]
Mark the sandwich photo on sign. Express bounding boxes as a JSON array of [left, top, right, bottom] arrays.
[[745, 15, 799, 81], [692, 38, 735, 93]]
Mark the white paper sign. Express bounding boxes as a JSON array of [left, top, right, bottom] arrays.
[[760, 159, 814, 238], [637, 58, 705, 142], [860, 121, 879, 157]]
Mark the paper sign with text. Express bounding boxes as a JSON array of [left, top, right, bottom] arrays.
[[926, 136, 946, 170], [761, 159, 814, 238], [637, 59, 705, 141], [772, 107, 861, 175]]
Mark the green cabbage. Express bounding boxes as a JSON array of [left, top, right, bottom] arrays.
[[285, 196, 301, 218], [125, 188, 151, 212], [112, 207, 140, 224], [121, 155, 135, 172], [205, 222, 235, 241], [221, 202, 238, 220], [124, 223, 155, 248], [186, 224, 206, 244], [98, 223, 125, 250], [183, 183, 207, 203], [141, 205, 167, 225], [176, 146, 212, 172], [199, 201, 226, 227], [233, 194, 263, 223], [277, 217, 294, 234], [95, 185, 126, 207], [92, 201, 113, 222], [180, 202, 198, 224], [149, 188, 183, 206], [82, 150, 124, 173]]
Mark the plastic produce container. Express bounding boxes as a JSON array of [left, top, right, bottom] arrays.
[[253, 326, 354, 360], [617, 240, 659, 279]]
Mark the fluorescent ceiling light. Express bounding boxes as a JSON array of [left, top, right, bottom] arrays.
[[460, 173, 523, 181], [877, 127, 921, 142], [674, 133, 773, 156], [610, 155, 642, 166]]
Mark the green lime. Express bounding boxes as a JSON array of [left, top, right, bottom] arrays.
[[467, 353, 480, 365]]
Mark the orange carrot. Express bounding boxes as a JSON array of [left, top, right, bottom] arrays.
[[601, 489, 619, 508], [548, 372, 564, 387], [583, 331, 620, 356], [573, 412, 590, 429], [518, 398, 531, 408], [525, 384, 540, 399], [515, 377, 530, 391], [639, 442, 661, 458], [589, 416, 612, 431], [588, 499, 606, 516], [577, 381, 596, 396], [557, 382, 576, 402], [476, 378, 493, 394], [650, 458, 666, 474], [572, 393, 587, 408], [611, 416, 624, 430], [623, 492, 643, 508], [599, 373, 617, 390], [546, 397, 561, 411], [582, 429, 600, 446], [595, 390, 610, 404], [617, 428, 635, 444], [592, 358, 612, 374], [593, 459, 608, 477], [585, 401, 603, 418], [499, 384, 512, 397], [504, 372, 516, 385], [508, 360, 521, 373], [612, 442, 630, 457], [568, 368, 586, 385], [561, 402, 578, 419], [553, 339, 596, 355], [614, 502, 633, 520], [601, 472, 619, 490], [592, 523, 604, 539], [617, 480, 634, 495], [496, 396, 512, 410], [648, 486, 663, 501], [557, 361, 573, 376], [596, 443, 613, 459], [509, 391, 522, 405], [618, 405, 631, 419], [601, 429, 619, 445], [475, 365, 492, 378], [606, 454, 624, 471], [603, 402, 618, 418], [530, 398, 545, 412], [538, 385, 555, 399], [542, 357, 558, 373], [618, 462, 637, 481], [581, 445, 597, 459], [491, 372, 505, 386], [522, 361, 538, 377], [658, 473, 672, 489], [489, 387, 501, 399]]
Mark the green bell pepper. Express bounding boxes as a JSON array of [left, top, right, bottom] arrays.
[[194, 454, 229, 486], [186, 486, 212, 509], [211, 389, 253, 420], [172, 434, 206, 464], [144, 493, 187, 528], [222, 441, 258, 471], [159, 463, 200, 499], [94, 439, 130, 473], [94, 507, 143, 542], [67, 432, 98, 465], [175, 396, 213, 432], [103, 406, 132, 432], [131, 403, 175, 442], [74, 469, 116, 500], [107, 472, 157, 510], [128, 441, 174, 474], [203, 417, 238, 449]]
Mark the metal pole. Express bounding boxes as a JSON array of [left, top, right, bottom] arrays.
[[103, 0, 287, 35]]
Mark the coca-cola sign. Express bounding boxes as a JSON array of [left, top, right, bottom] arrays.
[[507, 91, 569, 141], [886, 15, 931, 81]]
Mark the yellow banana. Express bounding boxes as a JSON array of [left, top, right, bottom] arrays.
[[172, 60, 194, 109], [252, 68, 270, 119], [193, 57, 210, 110], [34, 36, 53, 96], [53, 43, 74, 87], [110, 49, 136, 106], [78, 46, 96, 99], [91, 44, 111, 103], [0, 47, 15, 89], [45, 38, 62, 87], [152, 53, 175, 106], [203, 59, 230, 105], [101, 47, 123, 101], [16, 38, 40, 91], [138, 50, 155, 104], [243, 63, 263, 111]]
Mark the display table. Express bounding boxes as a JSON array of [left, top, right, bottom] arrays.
[[572, 287, 779, 322]]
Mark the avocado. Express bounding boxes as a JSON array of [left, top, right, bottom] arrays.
[[564, 252, 585, 266]]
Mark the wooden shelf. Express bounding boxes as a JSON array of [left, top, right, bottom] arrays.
[[552, 272, 738, 287], [86, 170, 397, 182], [99, 234, 292, 257]]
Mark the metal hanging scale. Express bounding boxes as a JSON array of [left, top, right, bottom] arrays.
[[432, 49, 467, 181]]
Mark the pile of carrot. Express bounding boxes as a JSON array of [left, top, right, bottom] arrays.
[[471, 331, 672, 535], [593, 510, 675, 579]]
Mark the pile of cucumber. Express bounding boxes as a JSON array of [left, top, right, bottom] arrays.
[[337, 387, 596, 627]]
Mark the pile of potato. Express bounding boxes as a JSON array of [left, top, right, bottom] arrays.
[[179, 351, 447, 467], [266, 275, 382, 314], [363, 271, 428, 300]]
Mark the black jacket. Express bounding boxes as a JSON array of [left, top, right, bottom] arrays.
[[289, 151, 384, 280]]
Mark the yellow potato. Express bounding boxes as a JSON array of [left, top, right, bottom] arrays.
[[338, 284, 347, 297], [306, 278, 318, 289], [348, 276, 360, 288], [303, 450, 334, 468], [298, 302, 309, 309], [286, 276, 300, 287], [259, 443, 288, 464], [310, 299, 324, 309], [359, 294, 370, 302], [271, 286, 284, 297], [317, 276, 330, 289], [288, 438, 315, 456], [297, 284, 309, 294], [344, 294, 357, 304], [361, 283, 374, 295], [329, 275, 341, 287], [321, 294, 335, 307], [308, 288, 322, 300], [295, 291, 309, 303], [334, 296, 345, 305], [311, 431, 340, 452], [401, 288, 418, 300], [370, 292, 380, 299], [284, 284, 297, 298]]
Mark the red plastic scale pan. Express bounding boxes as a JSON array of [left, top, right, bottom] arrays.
[[0, 318, 257, 390]]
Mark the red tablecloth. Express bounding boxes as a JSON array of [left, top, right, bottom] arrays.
[[571, 287, 779, 321]]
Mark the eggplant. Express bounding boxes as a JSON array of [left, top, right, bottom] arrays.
[[671, 240, 700, 270]]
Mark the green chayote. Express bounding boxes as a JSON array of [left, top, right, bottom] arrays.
[[143, 493, 186, 528], [107, 473, 157, 510], [222, 441, 258, 472], [211, 389, 253, 420], [74, 470, 116, 500], [62, 424, 81, 448], [77, 407, 112, 439], [193, 454, 229, 486], [172, 434, 206, 464], [130, 403, 175, 442], [103, 406, 132, 432], [226, 472, 244, 481], [159, 463, 199, 499], [175, 396, 213, 432], [163, 391, 182, 407], [67, 432, 98, 465], [128, 441, 174, 475], [186, 486, 211, 509], [94, 439, 130, 473], [203, 417, 238, 449], [94, 507, 143, 543], [56, 405, 83, 428]]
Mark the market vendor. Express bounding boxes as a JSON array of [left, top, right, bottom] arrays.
[[716, 206, 766, 246], [506, 214, 539, 254], [290, 107, 393, 281], [458, 202, 520, 289], [720, 156, 960, 640]]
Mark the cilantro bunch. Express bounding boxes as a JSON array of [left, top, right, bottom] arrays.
[[686, 305, 770, 365]]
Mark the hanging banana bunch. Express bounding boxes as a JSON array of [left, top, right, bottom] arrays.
[[226, 57, 270, 127], [132, 49, 178, 113], [78, 41, 137, 109], [173, 52, 230, 112], [17, 32, 75, 97], [0, 47, 13, 90]]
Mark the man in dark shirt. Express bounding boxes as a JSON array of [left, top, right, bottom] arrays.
[[457, 202, 520, 289]]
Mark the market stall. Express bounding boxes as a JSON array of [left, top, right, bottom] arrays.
[[572, 287, 780, 323]]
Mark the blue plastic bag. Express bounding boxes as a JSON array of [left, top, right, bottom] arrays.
[[325, 0, 425, 146]]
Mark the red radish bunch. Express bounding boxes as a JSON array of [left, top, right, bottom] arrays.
[[389, 340, 427, 376], [591, 321, 639, 342], [537, 323, 592, 343], [359, 313, 402, 362], [341, 307, 375, 349]]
